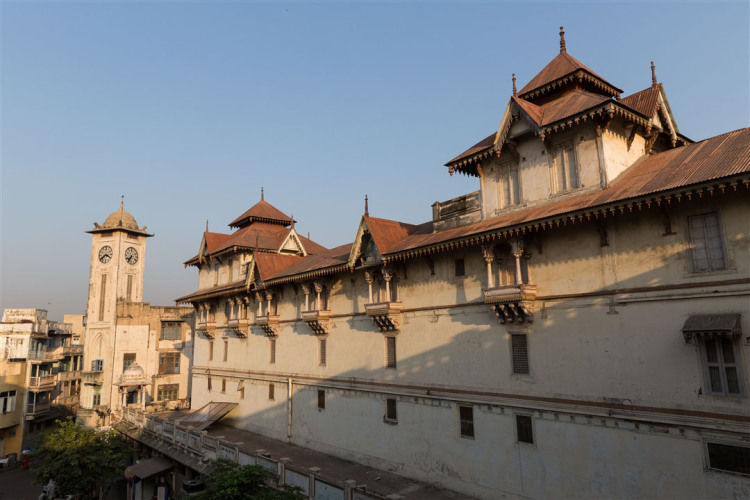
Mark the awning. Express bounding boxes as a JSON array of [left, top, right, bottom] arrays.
[[125, 457, 173, 480], [175, 401, 238, 430], [682, 314, 742, 343]]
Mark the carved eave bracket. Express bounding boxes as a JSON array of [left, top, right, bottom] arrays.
[[301, 310, 331, 335], [483, 284, 537, 324], [256, 315, 280, 337]]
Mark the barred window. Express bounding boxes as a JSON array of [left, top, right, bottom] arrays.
[[122, 353, 136, 371], [207, 376, 212, 391], [511, 334, 529, 375], [459, 406, 474, 438], [268, 383, 275, 401], [223, 340, 228, 362], [385, 398, 397, 423], [221, 379, 226, 393], [319, 338, 327, 366], [208, 340, 214, 361], [160, 322, 182, 340], [317, 389, 325, 410], [269, 338, 276, 364], [386, 336, 397, 369], [689, 213, 726, 272], [158, 352, 180, 374], [707, 442, 750, 475], [516, 414, 534, 443], [157, 384, 179, 401]]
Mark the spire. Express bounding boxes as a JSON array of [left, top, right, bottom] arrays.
[[120, 195, 124, 213], [559, 26, 566, 53], [651, 60, 657, 87], [205, 219, 209, 233], [512, 73, 517, 95], [364, 194, 369, 216], [290, 214, 295, 229], [261, 186, 264, 201]]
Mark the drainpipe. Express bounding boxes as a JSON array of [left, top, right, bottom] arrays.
[[287, 377, 293, 443]]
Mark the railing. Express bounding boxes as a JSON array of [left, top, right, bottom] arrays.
[[118, 409, 385, 500], [25, 400, 51, 416], [226, 318, 250, 337], [57, 370, 81, 382], [27, 349, 64, 362], [196, 321, 217, 338], [81, 370, 104, 385], [365, 301, 403, 332], [28, 375, 57, 390], [63, 344, 83, 356]]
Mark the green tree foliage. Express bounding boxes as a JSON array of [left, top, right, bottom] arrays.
[[32, 418, 132, 499], [198, 458, 300, 500]]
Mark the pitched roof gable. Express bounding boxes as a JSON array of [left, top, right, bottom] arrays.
[[229, 200, 293, 228], [253, 253, 304, 282], [518, 51, 621, 99]]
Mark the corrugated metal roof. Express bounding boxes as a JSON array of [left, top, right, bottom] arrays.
[[620, 85, 661, 118], [518, 51, 620, 97]]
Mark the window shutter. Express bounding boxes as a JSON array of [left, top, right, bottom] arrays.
[[511, 334, 529, 374]]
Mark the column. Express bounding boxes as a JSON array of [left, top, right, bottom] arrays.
[[364, 271, 373, 304], [256, 293, 263, 316], [313, 283, 323, 311], [511, 239, 524, 285], [382, 267, 392, 302], [301, 284, 310, 311], [482, 245, 495, 289]]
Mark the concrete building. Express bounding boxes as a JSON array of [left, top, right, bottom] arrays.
[[167, 30, 750, 498], [0, 308, 83, 457], [78, 203, 194, 427]]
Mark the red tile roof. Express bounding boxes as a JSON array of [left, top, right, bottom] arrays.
[[620, 85, 661, 118], [518, 51, 621, 98], [205, 232, 231, 253], [229, 200, 293, 228]]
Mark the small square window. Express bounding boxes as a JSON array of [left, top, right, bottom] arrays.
[[317, 389, 325, 410], [516, 414, 533, 444], [459, 406, 474, 439], [385, 398, 397, 423], [455, 259, 465, 277]]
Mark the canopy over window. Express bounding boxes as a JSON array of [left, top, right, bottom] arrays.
[[125, 456, 172, 480], [682, 314, 741, 344]]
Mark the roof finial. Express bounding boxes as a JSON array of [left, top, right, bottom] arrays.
[[559, 26, 566, 53], [205, 219, 209, 233], [512, 73, 517, 96], [651, 60, 657, 87], [290, 213, 295, 229], [120, 195, 124, 212], [364, 194, 369, 216], [261, 186, 264, 201]]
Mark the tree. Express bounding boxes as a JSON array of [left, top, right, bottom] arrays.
[[198, 458, 300, 500], [32, 418, 132, 499]]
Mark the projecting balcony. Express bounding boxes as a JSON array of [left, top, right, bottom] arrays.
[[196, 321, 217, 339], [28, 375, 57, 392], [301, 310, 331, 335], [256, 314, 280, 336], [226, 318, 250, 337], [483, 284, 537, 324], [28, 349, 64, 362], [81, 370, 104, 386], [25, 401, 51, 419], [365, 301, 403, 332], [63, 344, 83, 356], [57, 370, 82, 382]]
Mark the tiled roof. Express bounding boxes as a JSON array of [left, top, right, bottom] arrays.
[[447, 132, 495, 164], [229, 200, 293, 228], [266, 244, 353, 282], [518, 51, 620, 98], [254, 253, 304, 281], [620, 85, 661, 118], [205, 232, 231, 253], [298, 234, 328, 255], [364, 216, 421, 254]]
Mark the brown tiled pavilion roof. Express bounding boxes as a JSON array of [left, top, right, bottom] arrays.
[[620, 85, 661, 118], [229, 200, 293, 228], [518, 51, 621, 99]]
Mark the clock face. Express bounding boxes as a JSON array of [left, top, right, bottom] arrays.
[[98, 246, 113, 264], [124, 247, 139, 265], [125, 247, 138, 266]]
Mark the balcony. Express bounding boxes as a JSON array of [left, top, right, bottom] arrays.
[[365, 301, 403, 332], [25, 400, 51, 418], [483, 284, 537, 323], [28, 375, 57, 391], [256, 314, 280, 336], [57, 370, 82, 382], [63, 344, 83, 356], [82, 370, 104, 386], [196, 321, 217, 339], [27, 349, 64, 362], [301, 310, 331, 335], [226, 318, 250, 337], [54, 394, 80, 407]]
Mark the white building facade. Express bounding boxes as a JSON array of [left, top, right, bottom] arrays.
[[178, 32, 750, 499]]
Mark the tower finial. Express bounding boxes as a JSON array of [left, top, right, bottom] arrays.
[[651, 60, 657, 86], [261, 186, 264, 201], [206, 219, 209, 233], [120, 195, 124, 212], [559, 26, 566, 53], [290, 213, 295, 229], [364, 194, 369, 216], [512, 73, 517, 96]]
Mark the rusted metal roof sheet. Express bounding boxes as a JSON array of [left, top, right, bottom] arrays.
[[365, 215, 421, 254], [267, 243, 353, 281], [175, 280, 245, 303], [447, 132, 495, 164], [205, 232, 231, 253], [620, 86, 660, 118], [254, 253, 304, 281], [229, 199, 293, 228]]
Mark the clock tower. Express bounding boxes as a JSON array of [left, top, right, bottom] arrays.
[[80, 201, 153, 422]]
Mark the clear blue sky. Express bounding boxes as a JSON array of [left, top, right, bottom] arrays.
[[1, 1, 748, 320]]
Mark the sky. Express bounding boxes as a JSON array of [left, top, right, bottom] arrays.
[[1, 1, 748, 321]]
